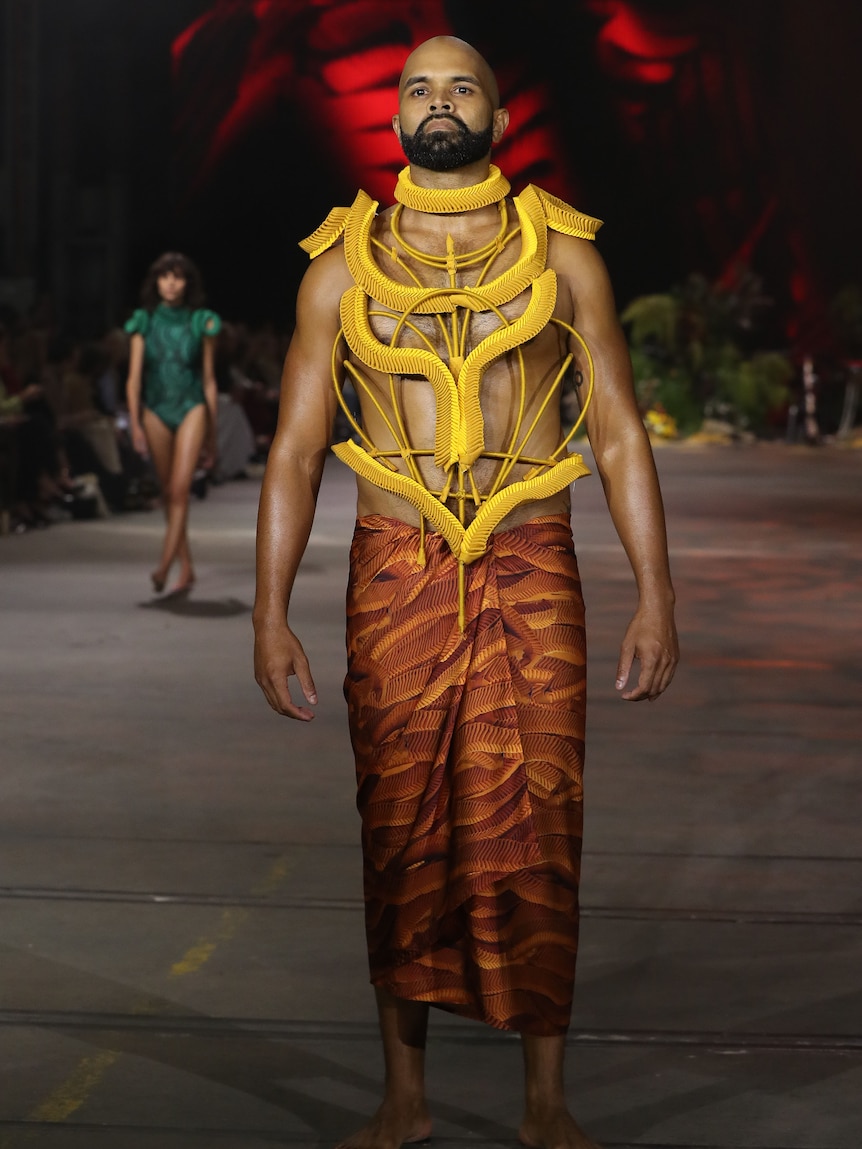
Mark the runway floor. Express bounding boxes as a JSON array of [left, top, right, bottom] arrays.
[[1, 444, 860, 1148]]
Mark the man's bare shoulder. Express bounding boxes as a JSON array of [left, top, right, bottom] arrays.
[[547, 230, 618, 319], [547, 230, 609, 288], [297, 241, 355, 313]]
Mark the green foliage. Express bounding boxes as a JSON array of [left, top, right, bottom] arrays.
[[621, 269, 791, 434], [714, 352, 793, 428], [628, 348, 702, 433], [620, 295, 678, 351]]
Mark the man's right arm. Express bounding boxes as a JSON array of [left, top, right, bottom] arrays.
[[253, 249, 351, 721]]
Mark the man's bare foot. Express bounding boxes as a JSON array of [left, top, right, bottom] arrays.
[[520, 1105, 601, 1149], [336, 1098, 432, 1149]]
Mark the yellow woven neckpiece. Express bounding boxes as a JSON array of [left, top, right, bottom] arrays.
[[301, 171, 603, 629], [393, 164, 511, 213]]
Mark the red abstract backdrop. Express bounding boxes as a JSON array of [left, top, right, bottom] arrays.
[[172, 0, 578, 203], [170, 0, 862, 344]]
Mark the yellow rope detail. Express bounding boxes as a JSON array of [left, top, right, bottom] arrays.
[[339, 286, 459, 470], [343, 187, 548, 314], [389, 201, 510, 271], [333, 440, 591, 568], [418, 517, 426, 566], [332, 440, 465, 555], [459, 454, 592, 563], [316, 176, 603, 590], [394, 164, 511, 213], [544, 319, 596, 460], [342, 362, 406, 463], [456, 271, 558, 467], [531, 186, 604, 240], [299, 206, 351, 257], [330, 330, 380, 456]]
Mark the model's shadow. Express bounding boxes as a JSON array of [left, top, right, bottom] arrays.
[[139, 591, 250, 618]]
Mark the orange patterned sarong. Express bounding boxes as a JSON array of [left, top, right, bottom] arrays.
[[345, 513, 586, 1035]]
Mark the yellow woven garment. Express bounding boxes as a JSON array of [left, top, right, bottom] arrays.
[[300, 172, 603, 627]]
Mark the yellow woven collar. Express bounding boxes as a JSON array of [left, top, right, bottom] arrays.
[[394, 164, 511, 213]]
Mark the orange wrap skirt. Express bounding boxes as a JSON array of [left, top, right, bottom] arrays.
[[345, 513, 586, 1035]]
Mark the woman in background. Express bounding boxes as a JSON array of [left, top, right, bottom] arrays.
[[125, 253, 220, 593]]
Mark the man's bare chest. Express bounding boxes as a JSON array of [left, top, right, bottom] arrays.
[[365, 292, 534, 355]]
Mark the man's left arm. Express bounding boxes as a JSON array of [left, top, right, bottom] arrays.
[[563, 237, 679, 701]]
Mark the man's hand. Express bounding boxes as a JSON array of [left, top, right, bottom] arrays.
[[254, 623, 318, 721], [615, 604, 679, 702]]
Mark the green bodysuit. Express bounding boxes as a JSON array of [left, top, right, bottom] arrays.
[[125, 304, 222, 431]]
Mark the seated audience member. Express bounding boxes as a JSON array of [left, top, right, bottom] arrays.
[[0, 321, 66, 529], [55, 341, 141, 514], [213, 323, 256, 481]]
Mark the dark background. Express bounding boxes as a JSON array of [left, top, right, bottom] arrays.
[[2, 0, 861, 344]]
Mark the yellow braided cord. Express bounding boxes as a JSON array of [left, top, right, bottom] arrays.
[[457, 271, 558, 466], [488, 354, 573, 498], [299, 207, 351, 257], [340, 286, 459, 469], [389, 200, 510, 270], [342, 362, 407, 463], [330, 329, 380, 456], [459, 453, 591, 562], [394, 164, 511, 212], [316, 175, 602, 598], [531, 186, 603, 240], [332, 440, 466, 554], [334, 438, 590, 565], [543, 319, 596, 463], [344, 188, 548, 314]]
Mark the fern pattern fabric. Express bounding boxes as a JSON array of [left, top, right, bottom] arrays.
[[345, 513, 586, 1035], [125, 304, 221, 431]]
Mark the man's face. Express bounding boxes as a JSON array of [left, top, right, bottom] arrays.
[[393, 42, 508, 173], [398, 113, 494, 172]]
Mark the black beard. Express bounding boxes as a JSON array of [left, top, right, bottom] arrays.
[[399, 116, 494, 172]]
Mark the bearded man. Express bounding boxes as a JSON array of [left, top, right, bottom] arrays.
[[254, 35, 678, 1149]]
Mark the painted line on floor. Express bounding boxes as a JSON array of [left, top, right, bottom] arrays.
[[22, 1050, 119, 1123], [168, 854, 291, 978], [0, 855, 293, 1148]]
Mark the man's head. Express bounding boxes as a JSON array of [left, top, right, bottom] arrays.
[[393, 37, 509, 173]]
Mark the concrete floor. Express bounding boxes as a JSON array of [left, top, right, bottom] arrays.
[[1, 444, 860, 1149]]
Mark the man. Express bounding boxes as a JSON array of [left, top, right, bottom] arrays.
[[254, 35, 678, 1149]]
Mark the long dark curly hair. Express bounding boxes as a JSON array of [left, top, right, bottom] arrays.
[[139, 251, 206, 311]]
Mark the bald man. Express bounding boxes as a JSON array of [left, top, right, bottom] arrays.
[[255, 36, 677, 1149]]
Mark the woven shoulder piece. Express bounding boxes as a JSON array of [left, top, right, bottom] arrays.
[[299, 206, 352, 258], [530, 186, 603, 240]]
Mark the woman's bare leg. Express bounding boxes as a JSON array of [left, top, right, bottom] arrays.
[[519, 1034, 601, 1149], [141, 411, 175, 590], [336, 987, 432, 1149], [143, 406, 206, 591]]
